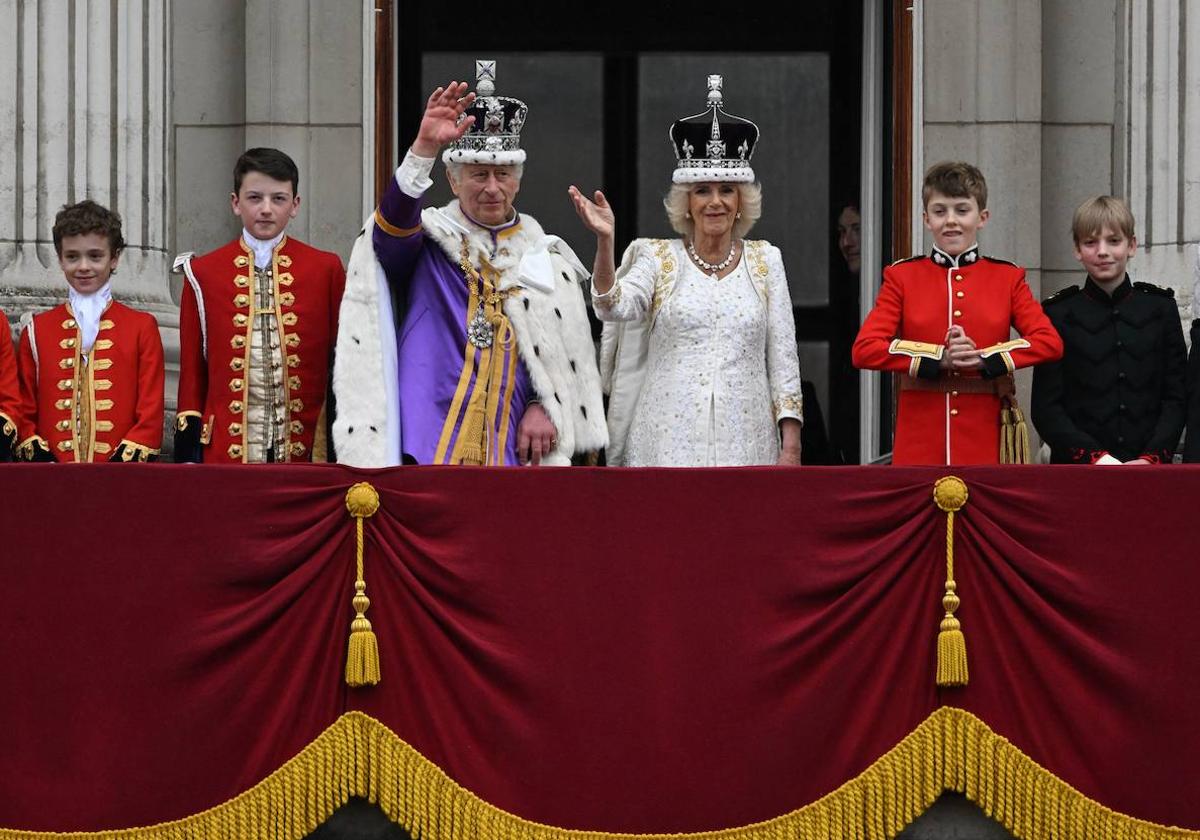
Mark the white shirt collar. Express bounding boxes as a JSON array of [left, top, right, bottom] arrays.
[[69, 282, 112, 352], [242, 228, 284, 269]]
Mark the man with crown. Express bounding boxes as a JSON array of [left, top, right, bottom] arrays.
[[333, 63, 606, 466]]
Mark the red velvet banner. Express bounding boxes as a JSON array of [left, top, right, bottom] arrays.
[[0, 465, 1197, 835]]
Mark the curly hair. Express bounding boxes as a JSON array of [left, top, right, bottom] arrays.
[[52, 200, 126, 256], [663, 182, 763, 240]]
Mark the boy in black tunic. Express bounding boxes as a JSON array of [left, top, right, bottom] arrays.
[[1033, 196, 1186, 464]]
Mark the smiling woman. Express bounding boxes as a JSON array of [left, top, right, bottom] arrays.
[[572, 75, 804, 467]]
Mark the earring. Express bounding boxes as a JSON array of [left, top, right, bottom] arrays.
[[736, 212, 742, 219], [686, 212, 691, 219]]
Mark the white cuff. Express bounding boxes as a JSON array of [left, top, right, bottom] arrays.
[[590, 280, 621, 309], [395, 150, 435, 199], [1095, 453, 1122, 465]]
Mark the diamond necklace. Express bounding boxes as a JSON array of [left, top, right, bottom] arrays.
[[687, 239, 737, 273]]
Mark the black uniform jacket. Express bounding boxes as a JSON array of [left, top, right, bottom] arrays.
[[1185, 320, 1200, 462], [1032, 276, 1186, 464]]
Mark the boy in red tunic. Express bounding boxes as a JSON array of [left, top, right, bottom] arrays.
[[0, 309, 20, 460], [15, 201, 164, 462], [174, 148, 346, 463], [852, 162, 1062, 465]]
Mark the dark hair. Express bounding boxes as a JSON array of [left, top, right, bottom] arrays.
[[52, 200, 126, 257], [922, 161, 988, 210], [233, 147, 300, 194]]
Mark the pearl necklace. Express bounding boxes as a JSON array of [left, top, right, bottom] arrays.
[[687, 239, 737, 273]]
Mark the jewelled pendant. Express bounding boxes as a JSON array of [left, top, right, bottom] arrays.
[[467, 306, 494, 348]]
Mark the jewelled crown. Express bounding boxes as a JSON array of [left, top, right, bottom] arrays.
[[669, 75, 759, 184], [443, 60, 528, 167]]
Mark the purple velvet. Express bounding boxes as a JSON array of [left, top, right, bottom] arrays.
[[374, 183, 531, 465]]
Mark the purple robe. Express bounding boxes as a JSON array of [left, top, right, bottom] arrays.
[[373, 182, 532, 465]]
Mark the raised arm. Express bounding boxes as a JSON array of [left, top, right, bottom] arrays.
[[374, 82, 478, 283]]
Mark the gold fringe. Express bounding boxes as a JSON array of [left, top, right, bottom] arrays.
[[344, 483, 382, 687], [933, 477, 969, 687], [1000, 407, 1014, 464], [4, 707, 1195, 840]]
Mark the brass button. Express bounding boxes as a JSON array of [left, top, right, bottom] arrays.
[[234, 275, 249, 288], [950, 409, 959, 416], [228, 444, 243, 459], [233, 313, 248, 327], [288, 375, 302, 390], [229, 422, 243, 436], [231, 335, 246, 349], [287, 354, 301, 368], [290, 399, 304, 412], [290, 420, 304, 434], [953, 309, 962, 317], [234, 293, 250, 308], [951, 390, 959, 397], [955, 291, 964, 298], [234, 255, 250, 267], [229, 378, 245, 392], [955, 274, 963, 281], [229, 400, 244, 414]]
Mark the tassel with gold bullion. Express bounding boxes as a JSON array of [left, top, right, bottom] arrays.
[[933, 476, 969, 687], [345, 482, 382, 687]]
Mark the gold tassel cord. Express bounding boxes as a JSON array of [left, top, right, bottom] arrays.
[[4, 707, 1195, 840], [933, 477, 969, 687], [345, 482, 381, 687]]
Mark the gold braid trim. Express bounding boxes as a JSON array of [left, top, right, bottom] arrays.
[[2, 707, 1195, 840]]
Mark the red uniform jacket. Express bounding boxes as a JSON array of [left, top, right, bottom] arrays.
[[16, 301, 164, 462], [0, 309, 20, 453], [853, 245, 1063, 465], [176, 236, 345, 463]]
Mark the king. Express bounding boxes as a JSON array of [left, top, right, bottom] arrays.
[[334, 62, 605, 466]]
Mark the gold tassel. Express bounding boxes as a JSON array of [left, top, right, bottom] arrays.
[[345, 482, 382, 687], [933, 476, 969, 687], [999, 407, 1014, 464], [1011, 403, 1031, 464]]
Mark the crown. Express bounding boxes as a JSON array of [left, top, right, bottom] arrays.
[[668, 75, 759, 184], [443, 60, 528, 167]]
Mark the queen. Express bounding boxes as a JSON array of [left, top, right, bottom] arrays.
[[570, 75, 803, 466]]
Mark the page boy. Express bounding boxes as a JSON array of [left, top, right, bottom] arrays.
[[15, 200, 164, 462], [1033, 196, 1186, 464], [852, 161, 1062, 465], [0, 309, 20, 460], [174, 148, 345, 463]]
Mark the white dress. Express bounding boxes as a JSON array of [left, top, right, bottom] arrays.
[[594, 238, 803, 466]]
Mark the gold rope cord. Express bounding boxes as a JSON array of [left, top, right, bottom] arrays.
[[3, 707, 1194, 840], [933, 477, 969, 687], [344, 482, 381, 687]]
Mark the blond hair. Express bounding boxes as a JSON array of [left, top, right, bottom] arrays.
[[1072, 195, 1136, 244], [663, 182, 763, 240]]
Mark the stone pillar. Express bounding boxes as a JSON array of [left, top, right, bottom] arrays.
[[0, 0, 179, 440], [1040, 0, 1120, 299], [1125, 0, 1200, 320]]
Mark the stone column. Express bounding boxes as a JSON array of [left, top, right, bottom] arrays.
[[0, 0, 179, 439], [1124, 0, 1200, 320]]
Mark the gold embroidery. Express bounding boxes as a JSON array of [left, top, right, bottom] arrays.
[[94, 339, 113, 351], [282, 312, 298, 326], [889, 339, 945, 360], [99, 320, 114, 330]]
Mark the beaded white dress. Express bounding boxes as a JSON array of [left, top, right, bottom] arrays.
[[594, 238, 803, 466]]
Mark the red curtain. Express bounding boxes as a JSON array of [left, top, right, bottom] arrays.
[[0, 465, 1197, 834]]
